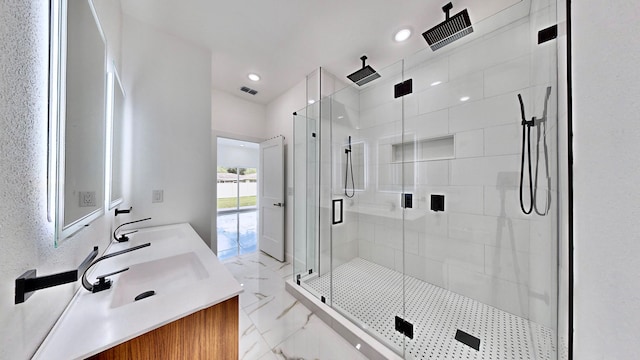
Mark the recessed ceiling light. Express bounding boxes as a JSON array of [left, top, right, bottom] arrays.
[[308, 99, 315, 104], [240, 144, 245, 147], [460, 96, 470, 102], [394, 28, 412, 42], [248, 73, 260, 81], [431, 81, 442, 86], [337, 115, 344, 119]]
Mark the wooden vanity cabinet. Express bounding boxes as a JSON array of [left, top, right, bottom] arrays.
[[88, 296, 238, 359]]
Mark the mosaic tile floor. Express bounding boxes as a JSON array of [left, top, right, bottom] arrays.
[[304, 258, 556, 360]]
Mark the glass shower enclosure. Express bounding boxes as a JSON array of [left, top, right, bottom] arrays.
[[293, 0, 560, 358]]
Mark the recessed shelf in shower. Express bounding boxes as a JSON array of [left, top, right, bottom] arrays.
[[391, 134, 455, 163]]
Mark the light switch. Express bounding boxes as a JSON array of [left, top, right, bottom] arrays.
[[152, 190, 164, 203]]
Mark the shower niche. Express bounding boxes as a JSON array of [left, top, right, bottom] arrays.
[[292, 0, 562, 358], [390, 135, 455, 163]]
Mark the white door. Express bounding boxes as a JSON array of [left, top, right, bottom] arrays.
[[258, 136, 285, 261]]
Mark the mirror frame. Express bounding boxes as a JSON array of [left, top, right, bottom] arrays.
[[49, 0, 108, 245], [107, 66, 125, 210]]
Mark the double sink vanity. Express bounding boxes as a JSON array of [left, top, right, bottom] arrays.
[[33, 223, 243, 359]]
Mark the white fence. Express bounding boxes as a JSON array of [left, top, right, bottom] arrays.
[[217, 183, 257, 198]]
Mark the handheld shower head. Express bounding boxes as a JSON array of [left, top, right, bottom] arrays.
[[344, 135, 355, 198], [345, 136, 352, 153]]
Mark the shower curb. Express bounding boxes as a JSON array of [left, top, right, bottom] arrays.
[[285, 279, 402, 360]]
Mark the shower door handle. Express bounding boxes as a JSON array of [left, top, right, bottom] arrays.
[[273, 202, 284, 207]]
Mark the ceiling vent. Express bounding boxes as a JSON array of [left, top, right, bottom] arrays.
[[240, 86, 258, 95]]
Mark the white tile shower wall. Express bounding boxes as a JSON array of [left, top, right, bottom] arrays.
[[350, 13, 557, 328], [454, 129, 484, 158]]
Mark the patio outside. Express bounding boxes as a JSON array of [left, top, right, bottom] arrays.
[[217, 167, 258, 260]]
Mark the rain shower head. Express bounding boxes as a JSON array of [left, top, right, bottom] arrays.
[[347, 56, 381, 86], [422, 2, 473, 51]]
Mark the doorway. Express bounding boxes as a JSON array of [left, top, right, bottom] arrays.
[[216, 137, 259, 260]]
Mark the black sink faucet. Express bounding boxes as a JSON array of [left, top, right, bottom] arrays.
[[15, 246, 99, 304], [81, 243, 151, 293], [113, 217, 151, 242]]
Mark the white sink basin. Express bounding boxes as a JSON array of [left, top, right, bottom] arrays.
[[110, 252, 209, 309]]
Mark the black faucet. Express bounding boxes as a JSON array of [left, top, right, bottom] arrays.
[[15, 246, 99, 304], [81, 243, 151, 293], [113, 217, 151, 242]]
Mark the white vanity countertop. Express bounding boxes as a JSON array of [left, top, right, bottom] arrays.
[[32, 223, 243, 360]]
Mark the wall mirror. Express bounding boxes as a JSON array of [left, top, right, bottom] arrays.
[[50, 0, 107, 245], [108, 68, 125, 209]]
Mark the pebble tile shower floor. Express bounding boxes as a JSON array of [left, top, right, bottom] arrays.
[[303, 258, 556, 360]]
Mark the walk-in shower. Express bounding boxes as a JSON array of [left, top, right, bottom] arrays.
[[292, 0, 562, 358]]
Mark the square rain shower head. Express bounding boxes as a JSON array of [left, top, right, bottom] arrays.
[[347, 65, 381, 86], [347, 56, 381, 86], [422, 7, 473, 51]]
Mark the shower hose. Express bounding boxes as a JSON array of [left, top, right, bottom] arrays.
[[345, 136, 355, 198], [518, 89, 552, 216]]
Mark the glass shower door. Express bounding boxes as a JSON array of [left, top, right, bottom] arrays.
[[328, 59, 408, 356], [293, 102, 324, 303], [402, 1, 560, 358]]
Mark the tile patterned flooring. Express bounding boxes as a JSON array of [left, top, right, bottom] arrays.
[[303, 258, 555, 360], [222, 251, 368, 360]]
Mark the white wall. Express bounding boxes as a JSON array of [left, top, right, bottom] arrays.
[[122, 16, 213, 244], [572, 1, 640, 359], [212, 88, 267, 139], [0, 2, 114, 359], [265, 79, 307, 262]]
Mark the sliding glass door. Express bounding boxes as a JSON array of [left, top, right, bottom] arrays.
[[217, 166, 258, 259]]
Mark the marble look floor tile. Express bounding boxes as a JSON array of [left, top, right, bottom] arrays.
[[251, 251, 286, 270], [256, 351, 279, 360], [272, 262, 293, 279], [224, 252, 370, 360], [239, 309, 273, 360], [223, 255, 270, 277], [271, 315, 369, 360], [246, 291, 314, 348], [236, 267, 286, 309]]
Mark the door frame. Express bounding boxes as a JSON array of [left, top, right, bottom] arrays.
[[212, 131, 265, 255]]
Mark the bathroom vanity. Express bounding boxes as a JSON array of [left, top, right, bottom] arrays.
[[32, 223, 243, 359]]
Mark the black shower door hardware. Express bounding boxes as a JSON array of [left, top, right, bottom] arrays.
[[332, 199, 343, 224]]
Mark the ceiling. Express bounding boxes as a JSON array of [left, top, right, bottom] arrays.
[[121, 0, 525, 104]]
